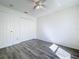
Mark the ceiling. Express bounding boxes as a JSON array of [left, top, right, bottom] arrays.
[[0, 0, 79, 17]]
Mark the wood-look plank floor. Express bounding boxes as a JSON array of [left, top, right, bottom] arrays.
[[0, 39, 60, 59], [57, 44, 79, 59]]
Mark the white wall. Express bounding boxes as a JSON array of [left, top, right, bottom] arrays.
[[0, 5, 37, 48], [37, 6, 79, 49]]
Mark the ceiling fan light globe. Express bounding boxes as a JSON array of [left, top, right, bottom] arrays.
[[35, 6, 40, 9], [35, 5, 43, 9]]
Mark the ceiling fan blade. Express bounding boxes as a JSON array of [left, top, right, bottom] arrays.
[[33, 0, 46, 3], [41, 4, 45, 7], [33, 5, 37, 9]]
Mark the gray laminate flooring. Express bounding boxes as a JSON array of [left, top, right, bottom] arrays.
[[57, 44, 79, 59], [0, 39, 60, 59]]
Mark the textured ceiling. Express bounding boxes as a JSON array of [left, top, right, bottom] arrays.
[[0, 0, 79, 17]]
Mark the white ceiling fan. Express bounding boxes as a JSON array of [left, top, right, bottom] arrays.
[[32, 0, 46, 9]]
